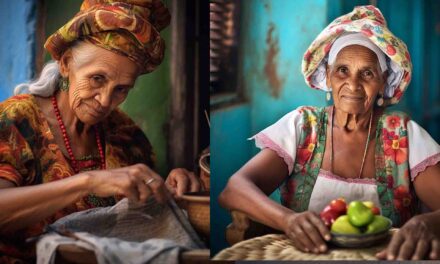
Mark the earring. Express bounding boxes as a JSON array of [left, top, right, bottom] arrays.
[[326, 91, 332, 101], [376, 94, 384, 107], [60, 77, 69, 91]]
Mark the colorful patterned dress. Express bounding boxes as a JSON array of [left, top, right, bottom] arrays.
[[253, 106, 440, 228], [0, 94, 155, 263]]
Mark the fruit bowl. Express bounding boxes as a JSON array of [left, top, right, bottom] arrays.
[[330, 217, 392, 248]]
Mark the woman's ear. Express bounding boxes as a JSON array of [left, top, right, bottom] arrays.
[[326, 64, 331, 88], [58, 49, 73, 78]]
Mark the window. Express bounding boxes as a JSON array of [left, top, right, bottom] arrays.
[[210, 0, 242, 107]]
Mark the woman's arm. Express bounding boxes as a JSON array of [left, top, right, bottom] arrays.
[[0, 163, 168, 235], [219, 149, 330, 253], [377, 163, 440, 260], [219, 149, 291, 230]]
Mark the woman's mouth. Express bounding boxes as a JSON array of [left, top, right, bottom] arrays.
[[341, 95, 364, 102]]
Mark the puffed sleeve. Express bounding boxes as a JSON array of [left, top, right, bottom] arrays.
[[0, 121, 34, 186], [250, 108, 304, 175], [407, 120, 440, 181]]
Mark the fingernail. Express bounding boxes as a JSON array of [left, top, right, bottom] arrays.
[[325, 235, 331, 241], [320, 245, 327, 252], [387, 254, 394, 260]]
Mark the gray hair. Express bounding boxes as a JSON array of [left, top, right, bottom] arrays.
[[13, 41, 98, 97], [14, 61, 61, 97]]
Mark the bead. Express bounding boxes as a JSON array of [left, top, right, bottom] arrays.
[[51, 96, 105, 173]]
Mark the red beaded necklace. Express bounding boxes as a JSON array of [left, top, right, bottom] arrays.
[[51, 95, 106, 173]]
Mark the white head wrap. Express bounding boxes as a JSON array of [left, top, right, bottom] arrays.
[[328, 33, 387, 73], [310, 33, 404, 99]]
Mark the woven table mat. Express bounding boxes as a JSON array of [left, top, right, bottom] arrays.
[[214, 230, 397, 261]]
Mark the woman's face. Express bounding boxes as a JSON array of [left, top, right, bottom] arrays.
[[326, 45, 386, 115], [60, 43, 140, 125]]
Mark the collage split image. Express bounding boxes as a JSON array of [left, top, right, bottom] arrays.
[[0, 0, 440, 263]]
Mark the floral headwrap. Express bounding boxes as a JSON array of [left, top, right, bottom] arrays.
[[44, 0, 171, 74], [302, 5, 412, 105]]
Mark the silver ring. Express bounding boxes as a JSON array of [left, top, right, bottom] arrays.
[[144, 178, 156, 185]]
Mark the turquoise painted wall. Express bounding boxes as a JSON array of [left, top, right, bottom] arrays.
[[211, 0, 328, 255], [0, 0, 37, 100], [211, 0, 440, 255], [44, 0, 172, 176]]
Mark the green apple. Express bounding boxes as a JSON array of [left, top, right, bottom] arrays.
[[331, 215, 361, 234], [347, 201, 374, 227], [365, 215, 390, 234]]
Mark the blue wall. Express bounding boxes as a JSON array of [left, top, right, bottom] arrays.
[[211, 0, 328, 255], [211, 0, 440, 255], [0, 0, 37, 100]]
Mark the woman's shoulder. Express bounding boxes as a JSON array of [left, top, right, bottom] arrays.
[[380, 109, 411, 130], [0, 94, 39, 124]]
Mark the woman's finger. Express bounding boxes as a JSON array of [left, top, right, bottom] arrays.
[[396, 239, 416, 260], [302, 218, 327, 252], [375, 249, 388, 260], [293, 223, 318, 253], [412, 239, 429, 260], [145, 176, 167, 204], [386, 231, 404, 260], [286, 230, 310, 253], [187, 171, 201, 192], [137, 178, 152, 203], [308, 213, 331, 242], [430, 239, 440, 260]]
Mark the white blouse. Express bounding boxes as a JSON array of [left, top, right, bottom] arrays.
[[252, 108, 440, 211]]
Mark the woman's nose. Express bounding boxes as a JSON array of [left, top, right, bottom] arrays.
[[94, 91, 112, 109], [346, 76, 361, 92]]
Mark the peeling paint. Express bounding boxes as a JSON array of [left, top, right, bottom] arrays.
[[264, 22, 284, 98]]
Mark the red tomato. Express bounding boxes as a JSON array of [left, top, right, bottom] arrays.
[[371, 206, 380, 215], [330, 198, 347, 214]]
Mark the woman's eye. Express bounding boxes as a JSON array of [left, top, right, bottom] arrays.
[[116, 87, 128, 94], [337, 67, 348, 74], [90, 75, 105, 86], [362, 70, 374, 79]]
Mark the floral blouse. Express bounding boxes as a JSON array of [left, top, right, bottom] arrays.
[[253, 106, 440, 228], [0, 94, 155, 263]]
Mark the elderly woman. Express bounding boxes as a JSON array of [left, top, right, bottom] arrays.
[[0, 0, 200, 262], [219, 5, 440, 261]]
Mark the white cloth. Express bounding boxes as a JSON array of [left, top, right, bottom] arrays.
[[308, 170, 381, 214], [309, 33, 404, 99], [253, 108, 440, 187], [329, 33, 388, 73]]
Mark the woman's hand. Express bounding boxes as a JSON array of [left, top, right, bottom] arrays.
[[283, 211, 331, 253], [165, 168, 201, 198], [376, 214, 440, 260], [85, 163, 168, 204]]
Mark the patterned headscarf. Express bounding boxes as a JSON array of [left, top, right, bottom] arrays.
[[302, 5, 412, 105], [44, 0, 171, 74]]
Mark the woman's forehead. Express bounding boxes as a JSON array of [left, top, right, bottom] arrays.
[[334, 45, 380, 67]]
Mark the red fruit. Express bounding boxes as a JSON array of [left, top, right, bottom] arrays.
[[320, 205, 342, 227], [371, 206, 380, 215], [330, 198, 347, 214], [387, 44, 396, 56]]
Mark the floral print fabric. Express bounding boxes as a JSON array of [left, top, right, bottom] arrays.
[[301, 5, 412, 105], [44, 0, 170, 73], [0, 94, 155, 262], [278, 106, 417, 227]]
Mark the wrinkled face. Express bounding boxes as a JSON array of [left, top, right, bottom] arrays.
[[326, 45, 386, 115], [59, 42, 140, 125]]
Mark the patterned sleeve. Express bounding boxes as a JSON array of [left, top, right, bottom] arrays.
[[250, 108, 304, 174], [0, 121, 34, 186], [407, 120, 440, 180]]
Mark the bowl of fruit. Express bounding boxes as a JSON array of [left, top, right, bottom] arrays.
[[320, 198, 392, 248]]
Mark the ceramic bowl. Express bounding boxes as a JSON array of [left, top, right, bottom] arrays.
[[330, 217, 392, 248]]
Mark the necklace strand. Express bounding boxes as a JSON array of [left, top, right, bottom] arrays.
[[330, 106, 373, 179], [51, 95, 105, 173]]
